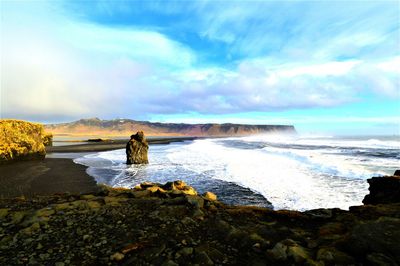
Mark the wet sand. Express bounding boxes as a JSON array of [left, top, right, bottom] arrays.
[[0, 158, 99, 198], [47, 136, 198, 153], [0, 137, 199, 199]]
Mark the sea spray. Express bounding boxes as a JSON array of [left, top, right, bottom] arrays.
[[75, 135, 399, 211]]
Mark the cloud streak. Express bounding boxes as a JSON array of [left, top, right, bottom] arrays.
[[1, 0, 399, 134]]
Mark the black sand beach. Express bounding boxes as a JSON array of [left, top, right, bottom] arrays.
[[0, 137, 198, 199], [47, 136, 198, 153], [0, 158, 98, 198]]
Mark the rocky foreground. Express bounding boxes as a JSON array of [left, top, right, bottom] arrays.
[[1, 178, 399, 266]]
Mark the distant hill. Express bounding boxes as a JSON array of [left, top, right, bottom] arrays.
[[45, 118, 296, 137]]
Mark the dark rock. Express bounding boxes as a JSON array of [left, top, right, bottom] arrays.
[[363, 175, 400, 204], [367, 252, 399, 266], [126, 131, 149, 164], [394, 170, 400, 176], [344, 217, 400, 262], [316, 247, 355, 265], [194, 251, 214, 265]]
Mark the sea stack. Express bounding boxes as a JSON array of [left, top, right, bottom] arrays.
[[126, 131, 149, 164]]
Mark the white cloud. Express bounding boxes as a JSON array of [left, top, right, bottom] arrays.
[[1, 0, 399, 124]]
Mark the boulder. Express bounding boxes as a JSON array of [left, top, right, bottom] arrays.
[[0, 120, 51, 163], [203, 192, 217, 201], [344, 217, 400, 263], [126, 131, 149, 164], [363, 172, 400, 205]]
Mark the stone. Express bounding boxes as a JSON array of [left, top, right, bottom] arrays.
[[194, 251, 214, 265], [110, 252, 125, 261], [181, 217, 195, 226], [70, 200, 88, 209], [0, 208, 9, 219], [21, 222, 40, 235], [36, 208, 55, 217], [318, 222, 345, 236], [344, 217, 400, 262], [203, 192, 217, 201], [87, 201, 102, 209], [173, 180, 186, 190], [287, 245, 310, 263], [169, 189, 183, 197], [126, 131, 149, 164], [186, 195, 204, 208], [147, 186, 166, 194], [181, 186, 197, 196], [208, 248, 225, 262], [178, 247, 193, 256], [54, 203, 70, 211], [304, 208, 333, 219], [192, 209, 205, 220], [162, 260, 179, 266], [317, 247, 355, 265], [363, 175, 400, 204], [132, 190, 151, 198], [367, 252, 398, 266], [80, 194, 96, 200], [267, 242, 287, 260], [104, 196, 128, 206], [12, 211, 26, 224]]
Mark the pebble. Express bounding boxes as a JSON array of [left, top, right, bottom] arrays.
[[110, 252, 125, 261]]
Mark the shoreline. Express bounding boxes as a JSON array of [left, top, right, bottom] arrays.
[[0, 137, 198, 199], [47, 136, 199, 153]]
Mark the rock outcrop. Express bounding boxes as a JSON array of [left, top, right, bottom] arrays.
[[0, 120, 51, 164], [126, 131, 149, 164], [1, 178, 399, 265], [363, 171, 400, 205]]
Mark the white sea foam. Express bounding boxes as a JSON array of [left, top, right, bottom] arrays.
[[74, 136, 399, 211], [166, 139, 372, 210]]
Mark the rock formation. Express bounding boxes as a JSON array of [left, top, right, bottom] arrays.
[[0, 120, 51, 164], [126, 131, 149, 164], [363, 171, 400, 205]]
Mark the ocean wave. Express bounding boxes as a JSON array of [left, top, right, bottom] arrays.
[[74, 136, 397, 211]]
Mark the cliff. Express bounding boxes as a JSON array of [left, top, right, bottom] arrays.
[[45, 118, 296, 137], [0, 176, 399, 265], [0, 120, 52, 164]]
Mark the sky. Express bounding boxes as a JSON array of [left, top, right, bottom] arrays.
[[1, 0, 399, 135]]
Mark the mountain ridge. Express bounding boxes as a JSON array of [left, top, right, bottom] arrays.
[[45, 118, 296, 137]]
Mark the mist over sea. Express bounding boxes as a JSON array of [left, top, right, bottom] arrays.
[[75, 135, 399, 211]]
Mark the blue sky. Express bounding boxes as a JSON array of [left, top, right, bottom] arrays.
[[1, 0, 399, 135]]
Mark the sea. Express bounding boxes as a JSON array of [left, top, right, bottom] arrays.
[[74, 135, 399, 211]]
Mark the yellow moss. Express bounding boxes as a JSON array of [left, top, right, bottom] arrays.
[[0, 119, 52, 163], [43, 133, 53, 146]]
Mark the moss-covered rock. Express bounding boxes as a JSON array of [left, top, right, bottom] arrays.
[[0, 120, 51, 163]]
